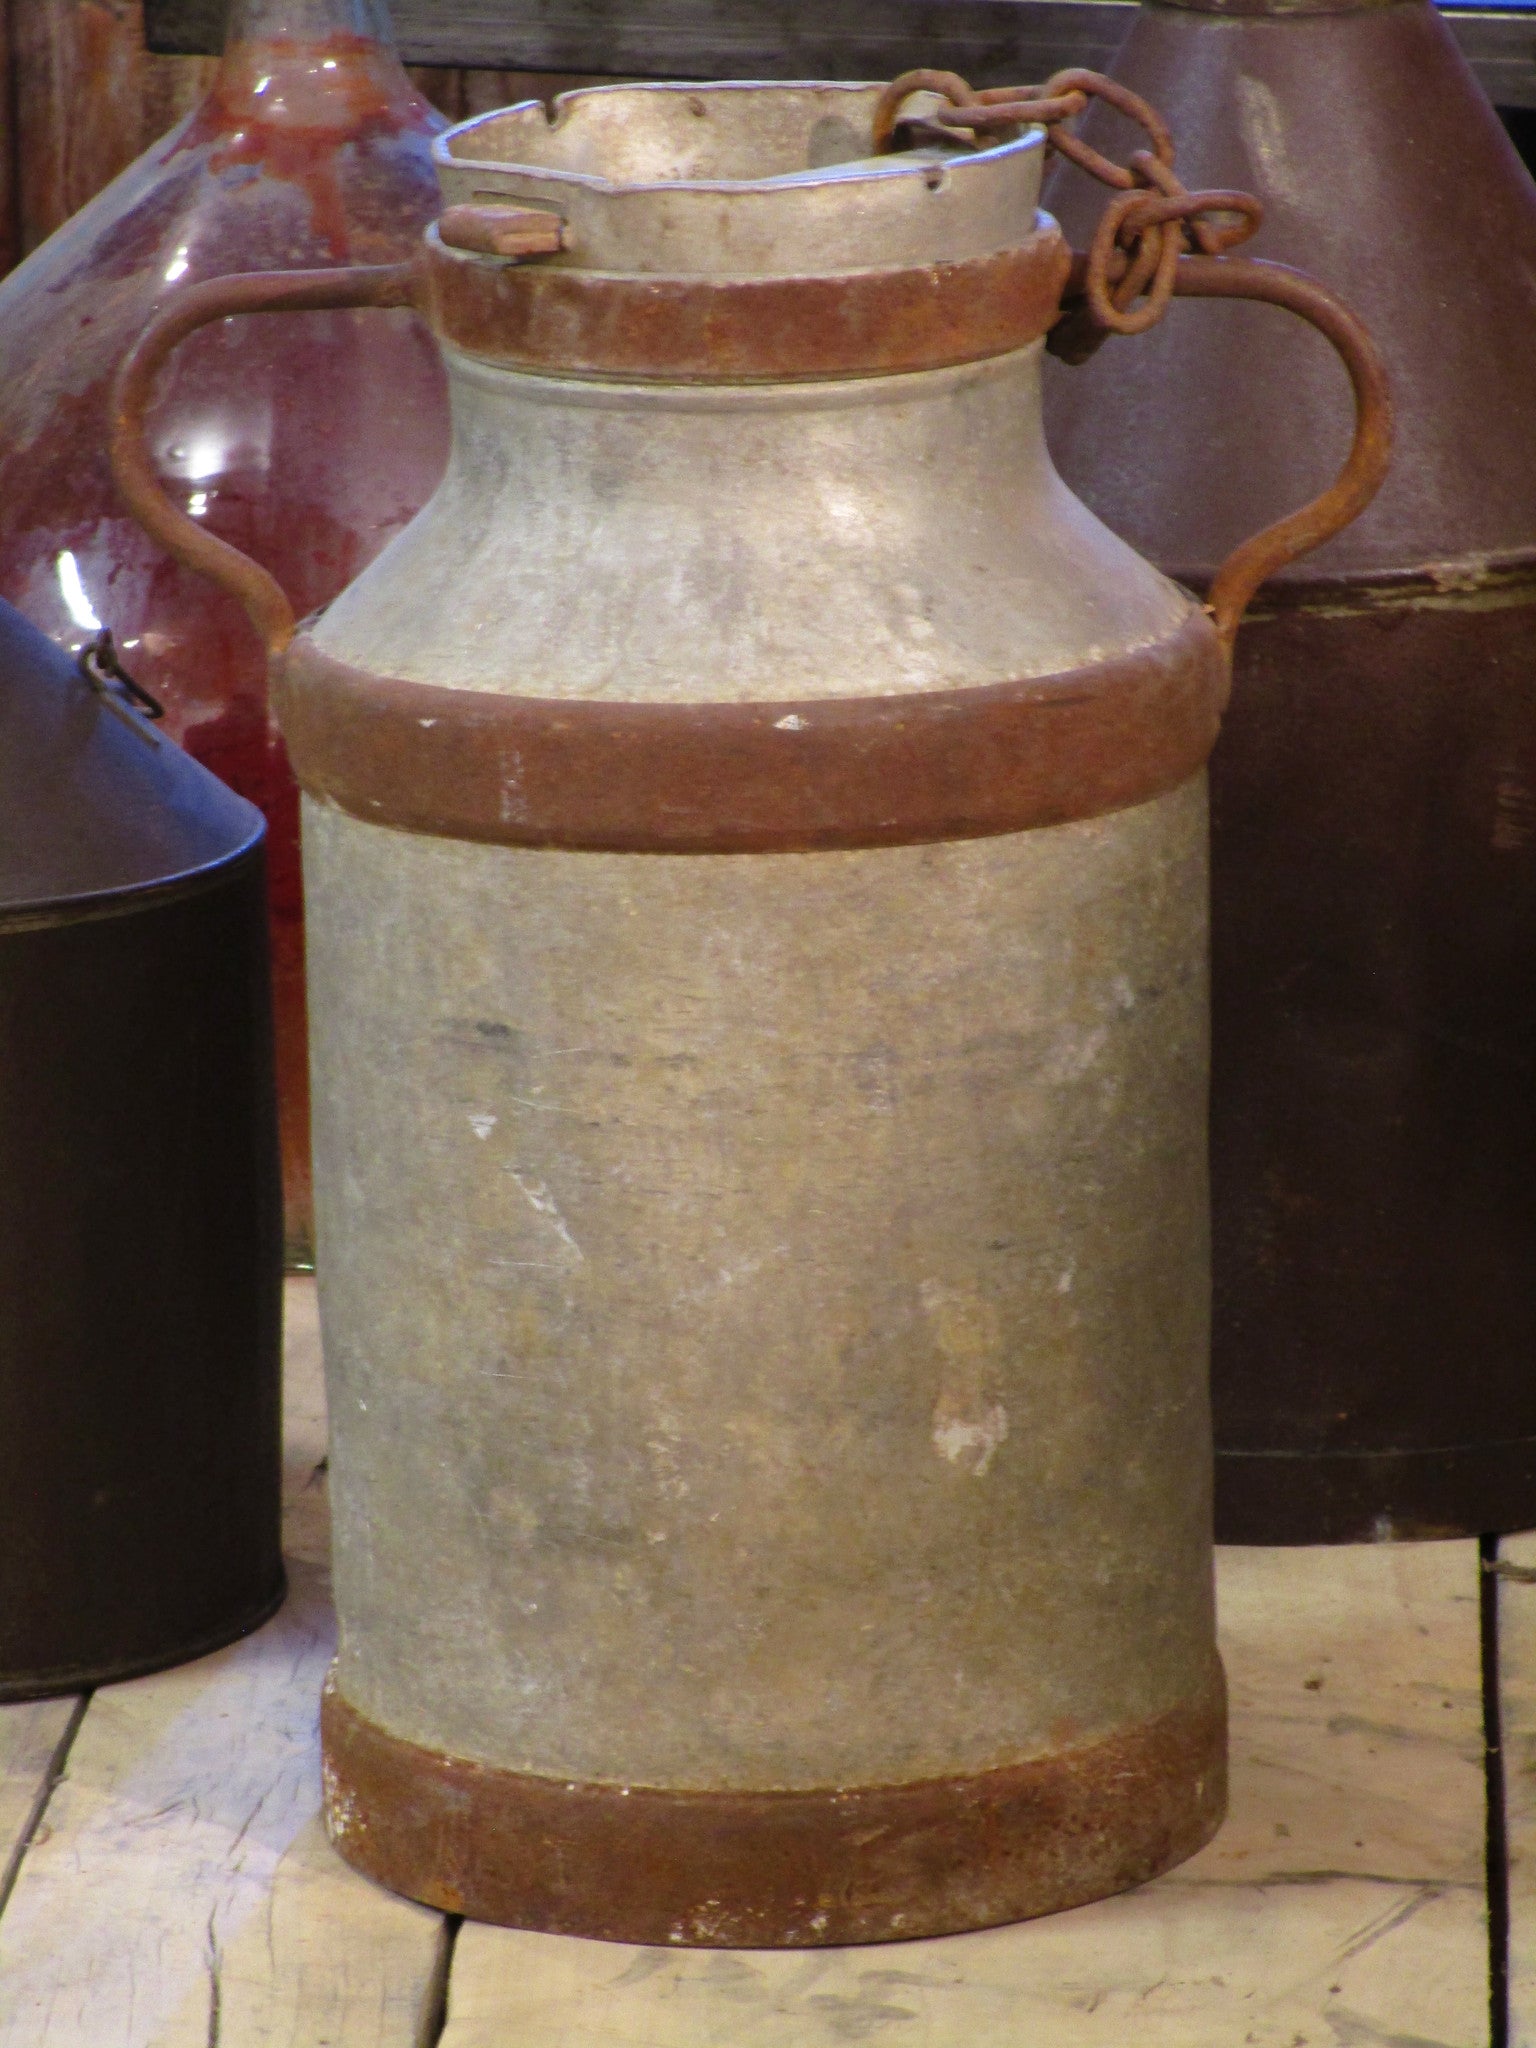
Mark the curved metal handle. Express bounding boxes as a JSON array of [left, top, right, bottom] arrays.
[[109, 263, 420, 658], [1170, 253, 1393, 650]]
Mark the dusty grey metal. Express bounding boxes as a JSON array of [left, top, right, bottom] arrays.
[[437, 83, 1047, 273], [301, 84, 1220, 1817]]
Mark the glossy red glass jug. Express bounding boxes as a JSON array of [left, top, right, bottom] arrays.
[[0, 0, 451, 1262]]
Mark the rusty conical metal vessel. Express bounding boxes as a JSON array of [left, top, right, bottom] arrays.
[[1044, 0, 1536, 1543]]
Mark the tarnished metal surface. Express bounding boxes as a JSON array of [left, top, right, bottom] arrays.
[[321, 1665, 1227, 1945], [0, 598, 283, 1699], [276, 607, 1224, 849], [1042, 0, 1536, 1541], [300, 84, 1229, 1939], [419, 225, 1073, 382], [436, 82, 1046, 275], [307, 781, 1217, 1795], [435, 200, 565, 258]]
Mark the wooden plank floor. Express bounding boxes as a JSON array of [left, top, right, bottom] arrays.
[[0, 1279, 1512, 2047]]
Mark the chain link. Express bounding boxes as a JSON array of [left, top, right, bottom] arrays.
[[872, 68, 1264, 342]]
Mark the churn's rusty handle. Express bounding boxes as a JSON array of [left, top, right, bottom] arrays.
[[1171, 253, 1392, 650], [110, 263, 421, 658]]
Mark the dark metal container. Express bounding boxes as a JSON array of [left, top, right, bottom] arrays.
[[1043, 0, 1536, 1542], [0, 598, 284, 1698]]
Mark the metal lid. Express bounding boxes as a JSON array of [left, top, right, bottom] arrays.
[[435, 82, 1045, 276], [0, 598, 263, 927]]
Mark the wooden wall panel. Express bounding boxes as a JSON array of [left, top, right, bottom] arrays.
[[409, 65, 616, 123], [0, 0, 17, 274], [11, 0, 146, 252], [4, 0, 216, 258]]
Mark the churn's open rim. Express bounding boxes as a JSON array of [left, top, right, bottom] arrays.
[[438, 81, 1036, 195], [433, 82, 1047, 276]]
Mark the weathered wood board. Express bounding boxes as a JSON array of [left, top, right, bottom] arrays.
[[442, 1542, 1489, 2048], [0, 1280, 449, 2048], [0, 1700, 83, 1916], [1499, 1528, 1536, 2048]]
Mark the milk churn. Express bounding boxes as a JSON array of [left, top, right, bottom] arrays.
[[1042, 4, 1536, 1544], [0, 0, 450, 1265], [0, 599, 282, 1699], [111, 78, 1385, 1942]]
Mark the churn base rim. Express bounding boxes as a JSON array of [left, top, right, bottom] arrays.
[[0, 1569, 288, 1704], [319, 1665, 1227, 1947], [1216, 1440, 1536, 1545]]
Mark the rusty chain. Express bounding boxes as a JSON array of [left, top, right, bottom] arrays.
[[872, 67, 1264, 348]]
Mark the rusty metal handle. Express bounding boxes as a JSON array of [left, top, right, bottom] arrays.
[[1173, 254, 1393, 650], [109, 263, 420, 658]]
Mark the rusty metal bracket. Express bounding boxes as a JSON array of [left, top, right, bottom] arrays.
[[110, 264, 423, 659], [876, 66, 1393, 649]]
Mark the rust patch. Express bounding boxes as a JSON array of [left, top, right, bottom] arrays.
[[275, 608, 1226, 854], [420, 225, 1073, 383], [320, 1665, 1227, 1945]]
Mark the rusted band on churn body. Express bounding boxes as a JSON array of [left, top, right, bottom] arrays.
[[419, 223, 1073, 382], [277, 608, 1224, 854], [320, 1667, 1227, 1947]]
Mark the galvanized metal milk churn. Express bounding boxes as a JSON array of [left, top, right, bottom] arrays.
[[113, 78, 1385, 1941], [0, 598, 282, 1699], [1043, 3, 1536, 1544]]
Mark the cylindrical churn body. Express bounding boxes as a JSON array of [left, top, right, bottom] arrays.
[[1043, 0, 1536, 1542], [0, 599, 283, 1699], [312, 89, 1228, 1945], [106, 81, 1388, 1945]]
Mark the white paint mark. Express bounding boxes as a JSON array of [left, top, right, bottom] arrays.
[[467, 1112, 498, 1140], [1056, 1266, 1075, 1295], [497, 747, 527, 824], [932, 1404, 1009, 1477], [419, 716, 439, 729], [774, 713, 807, 731], [1044, 1023, 1109, 1082], [511, 1170, 584, 1261], [921, 1280, 1009, 1476]]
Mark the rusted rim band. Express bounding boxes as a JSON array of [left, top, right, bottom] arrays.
[[277, 608, 1224, 854], [321, 1667, 1226, 1946], [420, 225, 1073, 382]]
